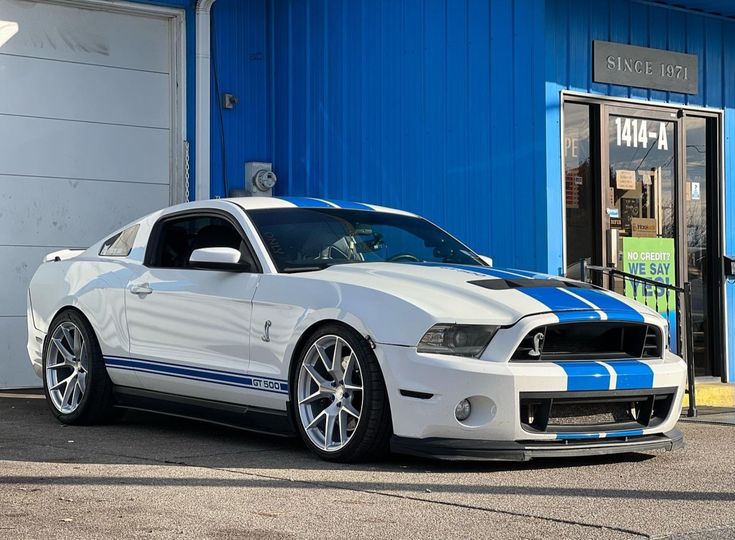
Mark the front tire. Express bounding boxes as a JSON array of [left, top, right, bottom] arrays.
[[42, 310, 115, 424], [292, 324, 392, 462]]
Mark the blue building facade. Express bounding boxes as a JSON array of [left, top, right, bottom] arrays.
[[135, 0, 735, 382]]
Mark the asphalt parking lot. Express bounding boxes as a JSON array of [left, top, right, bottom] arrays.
[[1, 391, 734, 539]]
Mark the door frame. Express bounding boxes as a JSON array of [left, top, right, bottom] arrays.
[[560, 91, 726, 380]]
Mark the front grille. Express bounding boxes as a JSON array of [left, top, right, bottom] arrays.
[[511, 322, 662, 361], [519, 388, 676, 433]]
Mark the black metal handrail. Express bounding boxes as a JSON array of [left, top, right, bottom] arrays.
[[581, 261, 697, 418]]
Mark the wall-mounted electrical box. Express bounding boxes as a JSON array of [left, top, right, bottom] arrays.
[[244, 162, 277, 197]]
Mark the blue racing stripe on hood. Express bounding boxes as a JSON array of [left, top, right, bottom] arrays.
[[570, 288, 646, 322], [555, 311, 605, 323], [519, 287, 602, 318], [607, 360, 654, 390], [555, 361, 611, 391], [279, 196, 334, 208]]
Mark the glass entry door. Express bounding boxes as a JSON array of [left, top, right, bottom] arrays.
[[604, 106, 679, 338], [563, 98, 722, 377]]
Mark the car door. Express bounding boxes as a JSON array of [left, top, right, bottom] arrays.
[[123, 210, 265, 406]]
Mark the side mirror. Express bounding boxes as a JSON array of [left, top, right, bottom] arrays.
[[479, 255, 493, 267], [189, 247, 251, 272]]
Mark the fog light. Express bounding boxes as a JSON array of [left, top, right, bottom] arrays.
[[455, 399, 471, 421]]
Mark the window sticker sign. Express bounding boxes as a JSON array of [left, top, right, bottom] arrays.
[[621, 237, 677, 349], [615, 169, 636, 190]]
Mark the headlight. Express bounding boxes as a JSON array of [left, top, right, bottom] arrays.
[[417, 324, 499, 358]]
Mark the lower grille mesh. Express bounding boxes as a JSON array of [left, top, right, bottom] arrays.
[[548, 402, 632, 426], [519, 389, 676, 433]]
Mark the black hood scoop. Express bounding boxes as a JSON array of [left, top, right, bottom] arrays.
[[469, 278, 594, 290]]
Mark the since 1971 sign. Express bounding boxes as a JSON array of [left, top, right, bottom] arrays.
[[593, 40, 698, 94]]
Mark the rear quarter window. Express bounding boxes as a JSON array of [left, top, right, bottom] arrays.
[[99, 224, 140, 257]]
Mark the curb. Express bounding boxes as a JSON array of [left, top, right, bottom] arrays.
[[682, 382, 735, 408]]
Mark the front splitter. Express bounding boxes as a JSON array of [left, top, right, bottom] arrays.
[[390, 429, 684, 461]]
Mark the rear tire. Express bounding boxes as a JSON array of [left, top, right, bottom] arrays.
[[291, 323, 392, 462], [42, 310, 116, 425]]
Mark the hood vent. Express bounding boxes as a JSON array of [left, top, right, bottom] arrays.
[[469, 278, 593, 290]]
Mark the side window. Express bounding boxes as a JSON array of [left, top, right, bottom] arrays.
[[150, 214, 258, 270], [100, 225, 140, 257]]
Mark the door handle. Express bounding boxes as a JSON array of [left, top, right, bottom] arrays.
[[130, 283, 153, 295]]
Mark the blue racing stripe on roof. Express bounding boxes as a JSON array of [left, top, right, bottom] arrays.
[[518, 287, 602, 318], [279, 197, 334, 208], [555, 361, 610, 391], [607, 360, 654, 390], [571, 288, 646, 322], [328, 199, 375, 210]]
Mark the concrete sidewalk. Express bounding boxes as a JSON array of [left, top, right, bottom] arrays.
[[1, 391, 734, 539]]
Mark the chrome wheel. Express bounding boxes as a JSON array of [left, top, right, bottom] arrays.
[[297, 335, 364, 452], [45, 321, 88, 414]]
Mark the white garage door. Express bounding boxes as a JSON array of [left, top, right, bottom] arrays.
[[0, 0, 184, 388]]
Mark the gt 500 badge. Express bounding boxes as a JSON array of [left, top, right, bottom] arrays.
[[250, 377, 286, 392]]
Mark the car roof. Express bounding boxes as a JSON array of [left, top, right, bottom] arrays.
[[228, 196, 418, 216]]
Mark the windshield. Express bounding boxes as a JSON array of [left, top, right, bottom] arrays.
[[247, 208, 484, 273]]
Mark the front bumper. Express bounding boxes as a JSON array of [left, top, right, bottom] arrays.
[[391, 428, 684, 461], [375, 316, 687, 458]]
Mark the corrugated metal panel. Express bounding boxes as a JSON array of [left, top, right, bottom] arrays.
[[210, 0, 270, 198], [650, 0, 735, 18], [268, 0, 548, 271]]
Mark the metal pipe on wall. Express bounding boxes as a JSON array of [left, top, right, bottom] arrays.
[[195, 0, 216, 200]]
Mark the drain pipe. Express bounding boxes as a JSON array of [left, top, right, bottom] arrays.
[[195, 0, 216, 200]]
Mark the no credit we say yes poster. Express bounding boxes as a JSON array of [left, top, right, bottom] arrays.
[[621, 237, 677, 348]]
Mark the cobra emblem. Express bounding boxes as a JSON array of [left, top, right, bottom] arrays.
[[528, 332, 545, 357]]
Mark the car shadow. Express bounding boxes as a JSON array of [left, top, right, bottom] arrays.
[[4, 392, 734, 505], [2, 390, 659, 475]]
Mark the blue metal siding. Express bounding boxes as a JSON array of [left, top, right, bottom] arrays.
[[545, 0, 735, 380], [267, 0, 549, 271], [209, 0, 270, 198]]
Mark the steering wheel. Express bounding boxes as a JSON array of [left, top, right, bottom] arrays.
[[387, 253, 421, 263]]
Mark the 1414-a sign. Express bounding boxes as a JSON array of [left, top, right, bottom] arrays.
[[614, 117, 668, 150]]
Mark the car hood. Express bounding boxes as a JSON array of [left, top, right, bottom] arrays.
[[300, 262, 655, 325]]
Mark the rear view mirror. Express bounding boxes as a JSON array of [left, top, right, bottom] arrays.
[[189, 247, 250, 272]]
